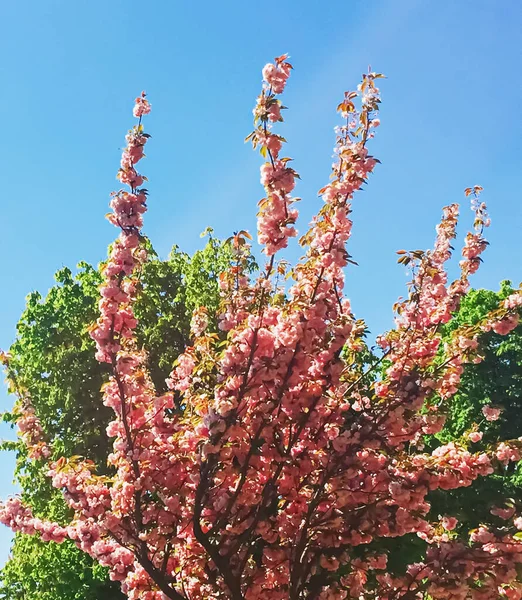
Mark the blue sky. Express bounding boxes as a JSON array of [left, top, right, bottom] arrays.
[[0, 0, 521, 563]]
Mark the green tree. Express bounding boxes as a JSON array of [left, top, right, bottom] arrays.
[[373, 281, 522, 576], [429, 280, 522, 531], [0, 235, 234, 600]]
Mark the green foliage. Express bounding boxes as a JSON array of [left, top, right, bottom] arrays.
[[381, 281, 522, 574], [0, 535, 119, 600], [437, 281, 522, 445], [0, 236, 232, 599], [429, 280, 522, 530]]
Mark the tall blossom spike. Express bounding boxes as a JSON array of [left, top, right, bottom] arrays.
[[249, 54, 299, 256], [292, 70, 382, 307], [91, 90, 151, 362], [2, 60, 522, 600]]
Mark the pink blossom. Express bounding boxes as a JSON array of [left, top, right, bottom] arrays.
[[468, 431, 483, 443], [492, 314, 519, 335], [133, 92, 151, 117], [441, 516, 458, 531], [482, 405, 502, 421], [491, 506, 516, 520]]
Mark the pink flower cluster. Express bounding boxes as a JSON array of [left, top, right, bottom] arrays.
[[262, 54, 292, 94], [0, 498, 67, 543], [250, 55, 298, 255], [0, 353, 50, 460], [133, 91, 152, 118], [459, 188, 490, 276], [483, 404, 502, 421], [15, 397, 51, 460]]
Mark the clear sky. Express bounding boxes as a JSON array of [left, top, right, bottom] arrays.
[[0, 0, 521, 563]]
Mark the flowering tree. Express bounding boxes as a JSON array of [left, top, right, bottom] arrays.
[[2, 56, 522, 600]]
